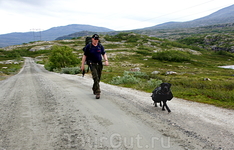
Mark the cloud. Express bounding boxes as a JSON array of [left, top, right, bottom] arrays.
[[0, 0, 233, 34], [4, 0, 52, 6]]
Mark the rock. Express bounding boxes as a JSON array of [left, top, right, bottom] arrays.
[[5, 60, 12, 64], [166, 71, 177, 75], [204, 78, 212, 81], [151, 71, 160, 75], [230, 46, 234, 53], [29, 45, 53, 51], [130, 67, 140, 72]]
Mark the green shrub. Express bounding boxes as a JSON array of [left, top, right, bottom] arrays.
[[104, 33, 129, 42], [45, 45, 80, 71], [135, 50, 152, 56], [104, 32, 146, 43], [136, 46, 153, 56], [125, 71, 149, 79], [109, 71, 163, 92], [215, 50, 234, 57], [44, 62, 54, 71], [104, 44, 120, 49], [61, 67, 81, 74], [152, 50, 191, 62], [146, 78, 163, 89], [177, 37, 205, 45], [110, 71, 140, 85], [109, 71, 161, 88]]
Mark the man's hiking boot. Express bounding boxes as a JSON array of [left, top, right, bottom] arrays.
[[96, 94, 100, 99]]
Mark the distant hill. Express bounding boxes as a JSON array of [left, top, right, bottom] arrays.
[[142, 4, 234, 30], [55, 31, 118, 40], [0, 24, 114, 47]]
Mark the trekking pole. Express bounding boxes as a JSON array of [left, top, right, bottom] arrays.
[[82, 64, 91, 77], [82, 69, 85, 77]]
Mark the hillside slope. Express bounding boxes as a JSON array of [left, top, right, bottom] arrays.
[[142, 4, 234, 30]]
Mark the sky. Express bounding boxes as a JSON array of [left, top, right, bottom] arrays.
[[0, 0, 233, 34]]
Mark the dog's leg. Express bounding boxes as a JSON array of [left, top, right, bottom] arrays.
[[159, 101, 162, 107], [154, 102, 157, 107], [163, 101, 171, 113], [162, 101, 165, 111]]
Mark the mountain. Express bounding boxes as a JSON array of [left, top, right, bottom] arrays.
[[55, 31, 99, 40], [142, 4, 234, 30], [0, 24, 114, 48], [55, 30, 118, 40]]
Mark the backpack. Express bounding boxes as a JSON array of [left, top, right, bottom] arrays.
[[82, 37, 92, 75], [85, 37, 92, 46], [82, 37, 92, 53]]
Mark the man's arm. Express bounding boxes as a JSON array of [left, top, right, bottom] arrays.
[[81, 55, 87, 71], [103, 53, 109, 66]]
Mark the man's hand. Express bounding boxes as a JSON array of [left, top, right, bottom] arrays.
[[103, 54, 109, 66], [80, 65, 85, 71], [104, 60, 109, 66], [80, 65, 85, 77]]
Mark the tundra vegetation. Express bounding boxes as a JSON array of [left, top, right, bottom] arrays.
[[1, 32, 234, 109]]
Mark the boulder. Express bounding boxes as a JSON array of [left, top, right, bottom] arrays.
[[166, 71, 177, 75], [130, 67, 140, 72], [151, 71, 160, 75]]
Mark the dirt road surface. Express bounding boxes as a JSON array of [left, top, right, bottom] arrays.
[[0, 57, 234, 150]]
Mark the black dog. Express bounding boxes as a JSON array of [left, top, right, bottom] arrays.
[[151, 83, 173, 113]]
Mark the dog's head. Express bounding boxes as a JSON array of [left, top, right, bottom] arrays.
[[160, 83, 171, 94]]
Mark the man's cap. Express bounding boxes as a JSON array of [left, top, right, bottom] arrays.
[[92, 34, 99, 39]]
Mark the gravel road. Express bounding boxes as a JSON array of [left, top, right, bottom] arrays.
[[0, 57, 233, 150]]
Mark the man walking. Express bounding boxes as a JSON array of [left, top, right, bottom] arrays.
[[81, 34, 109, 99]]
